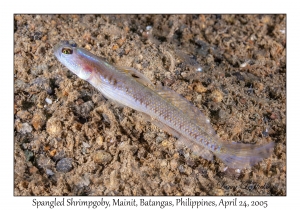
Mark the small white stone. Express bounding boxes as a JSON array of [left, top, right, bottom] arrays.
[[20, 123, 33, 134], [160, 160, 168, 167], [45, 98, 52, 104], [240, 60, 250, 68], [279, 29, 285, 34], [46, 168, 55, 176], [250, 34, 257, 41], [82, 142, 90, 148], [196, 67, 203, 72], [146, 25, 152, 31]]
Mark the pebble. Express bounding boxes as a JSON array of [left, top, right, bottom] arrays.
[[46, 118, 62, 137], [46, 168, 55, 176], [16, 110, 32, 120], [24, 150, 34, 162], [156, 136, 165, 144], [218, 109, 226, 119], [53, 150, 65, 162], [181, 72, 188, 78], [37, 154, 52, 169], [80, 101, 94, 117], [32, 111, 46, 130], [211, 89, 223, 103], [178, 164, 185, 173], [214, 188, 225, 196], [77, 174, 90, 187], [96, 136, 104, 146], [116, 37, 126, 47], [112, 44, 119, 51], [146, 25, 152, 31], [196, 66, 203, 72], [160, 159, 168, 168], [170, 159, 178, 170], [82, 142, 91, 148], [93, 150, 112, 164], [49, 149, 57, 157], [270, 112, 277, 120], [255, 82, 264, 92], [161, 139, 172, 148], [29, 166, 38, 174], [45, 98, 52, 104], [194, 82, 207, 93], [19, 123, 33, 134], [56, 158, 73, 173]]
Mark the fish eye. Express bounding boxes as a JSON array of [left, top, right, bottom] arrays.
[[62, 47, 73, 54]]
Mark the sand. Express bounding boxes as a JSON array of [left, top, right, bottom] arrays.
[[14, 14, 286, 196]]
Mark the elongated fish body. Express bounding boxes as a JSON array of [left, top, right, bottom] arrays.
[[54, 40, 274, 169]]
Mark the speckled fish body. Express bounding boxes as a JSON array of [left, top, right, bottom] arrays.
[[54, 41, 274, 169]]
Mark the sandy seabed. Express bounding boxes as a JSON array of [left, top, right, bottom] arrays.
[[14, 14, 286, 196]]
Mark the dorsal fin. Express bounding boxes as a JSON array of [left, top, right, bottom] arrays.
[[155, 85, 217, 138], [116, 66, 154, 88]]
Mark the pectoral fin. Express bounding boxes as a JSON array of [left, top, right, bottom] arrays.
[[117, 66, 154, 88]]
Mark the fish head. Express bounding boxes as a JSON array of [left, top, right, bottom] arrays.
[[54, 40, 93, 80]]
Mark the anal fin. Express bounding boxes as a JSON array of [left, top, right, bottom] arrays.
[[143, 113, 214, 161], [176, 136, 214, 161]]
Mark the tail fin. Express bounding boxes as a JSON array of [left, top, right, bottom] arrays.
[[216, 141, 275, 169]]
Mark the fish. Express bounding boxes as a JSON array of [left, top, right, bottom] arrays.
[[54, 40, 274, 169]]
